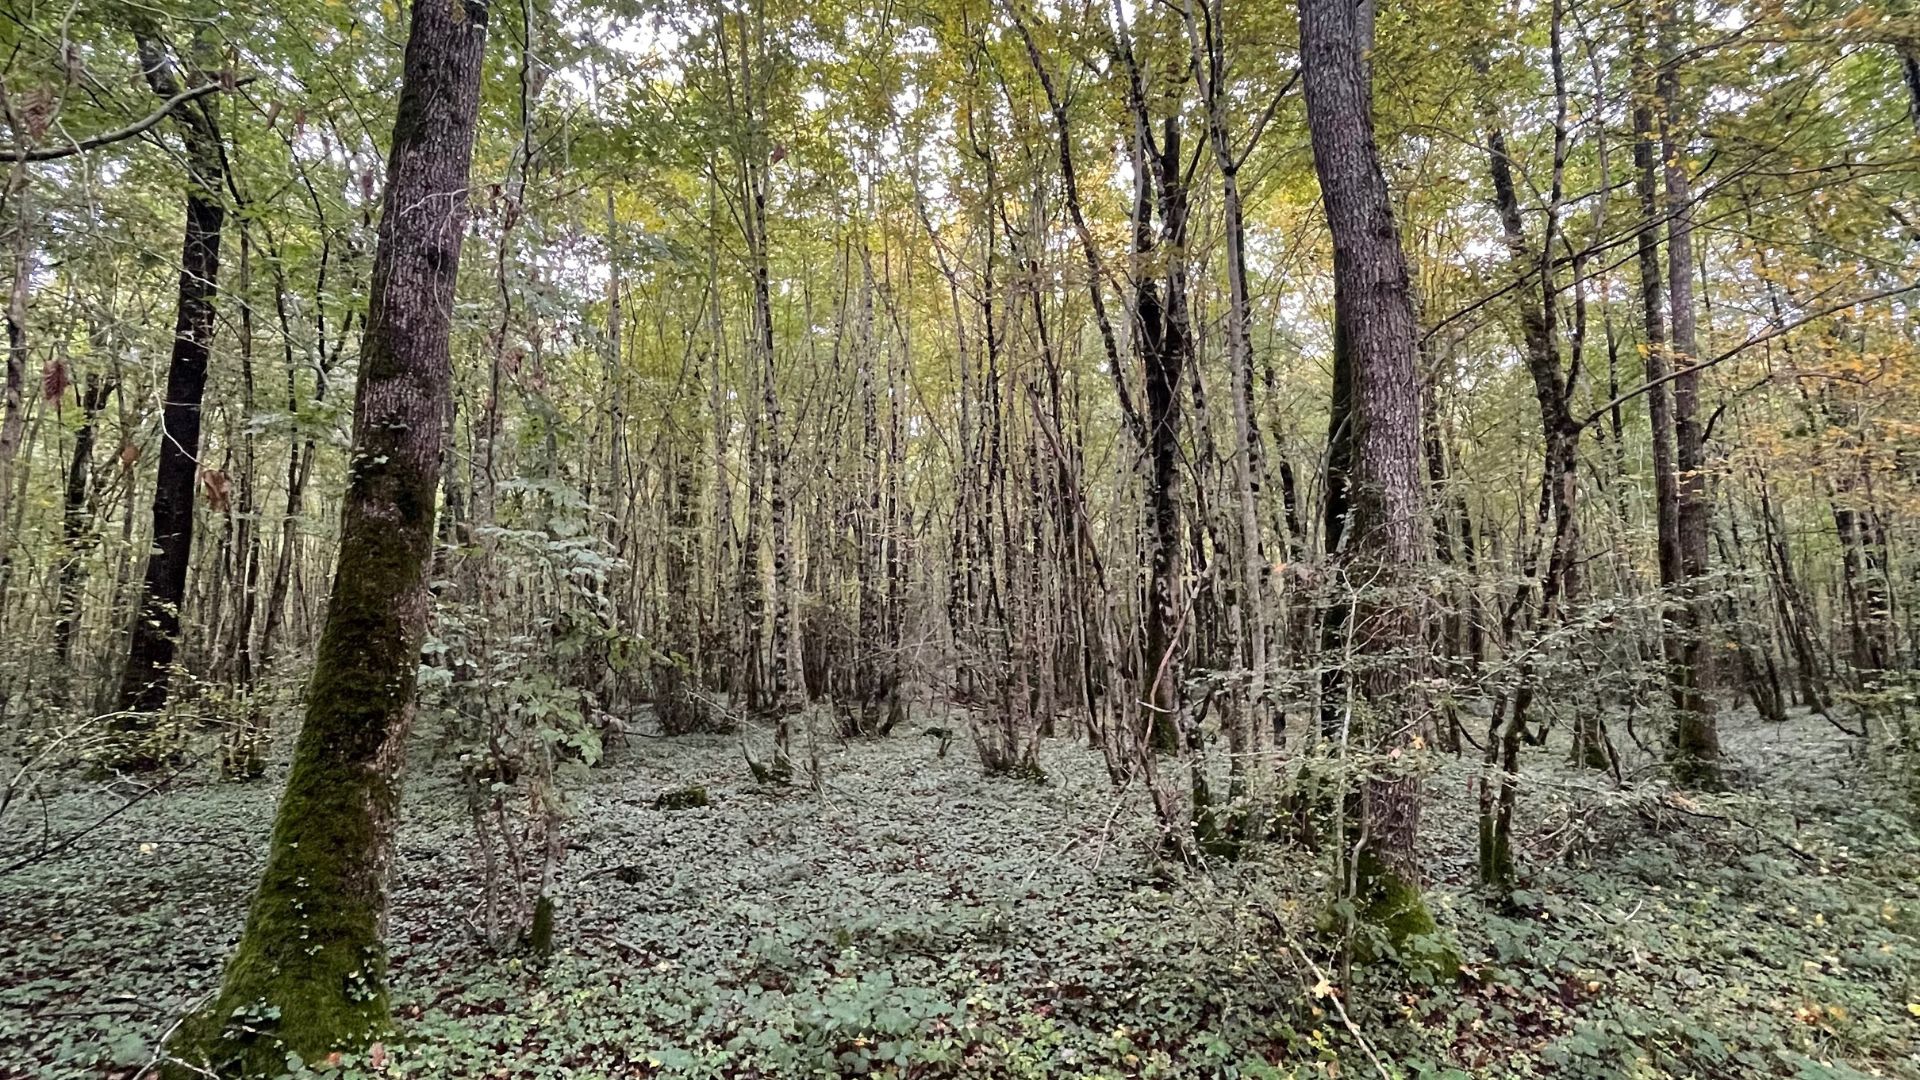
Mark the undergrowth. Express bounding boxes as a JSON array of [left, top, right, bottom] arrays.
[[2, 712, 1916, 1078]]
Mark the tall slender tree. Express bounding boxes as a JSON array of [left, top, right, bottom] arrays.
[[1301, 0, 1450, 964], [1659, 4, 1723, 786], [165, 0, 489, 1071], [110, 28, 228, 748]]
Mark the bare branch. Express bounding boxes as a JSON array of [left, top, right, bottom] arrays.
[[1580, 280, 1920, 429], [0, 78, 249, 164]]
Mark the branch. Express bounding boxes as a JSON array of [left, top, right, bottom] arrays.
[[0, 79, 249, 164], [1231, 68, 1301, 173], [1579, 280, 1920, 429], [1000, 0, 1146, 448]]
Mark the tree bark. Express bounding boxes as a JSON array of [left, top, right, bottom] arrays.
[[0, 161, 28, 602], [164, 0, 488, 1072], [1301, 0, 1450, 969], [111, 32, 227, 748], [55, 375, 113, 681], [1136, 117, 1186, 756], [1658, 3, 1722, 787], [1184, 0, 1277, 785]]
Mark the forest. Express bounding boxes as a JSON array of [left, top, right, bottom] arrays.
[[0, 0, 1918, 1074]]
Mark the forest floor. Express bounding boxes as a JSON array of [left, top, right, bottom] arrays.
[[2, 708, 1918, 1079]]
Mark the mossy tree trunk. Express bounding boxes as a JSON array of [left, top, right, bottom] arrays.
[[1300, 0, 1452, 972], [164, 1, 489, 1074]]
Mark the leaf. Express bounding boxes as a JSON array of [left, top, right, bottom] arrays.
[[107, 1030, 149, 1066], [201, 469, 232, 512], [40, 359, 68, 402]]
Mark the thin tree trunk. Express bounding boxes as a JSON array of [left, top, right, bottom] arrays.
[[1185, 0, 1276, 793], [1659, 5, 1722, 787], [0, 160, 29, 615], [1137, 120, 1185, 756], [55, 376, 112, 681], [112, 33, 228, 746], [1632, 18, 1695, 782]]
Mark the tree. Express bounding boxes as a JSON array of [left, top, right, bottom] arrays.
[[163, 0, 489, 1071], [108, 27, 229, 756], [1300, 0, 1450, 967], [1657, 0, 1723, 787]]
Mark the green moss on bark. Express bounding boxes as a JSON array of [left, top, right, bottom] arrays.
[[1670, 733, 1725, 791], [1477, 810, 1512, 890], [528, 894, 556, 958], [162, 699, 405, 1077], [161, 0, 489, 1063], [654, 785, 710, 810], [1353, 848, 1459, 983]]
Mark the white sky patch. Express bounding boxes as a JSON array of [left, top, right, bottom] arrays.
[[553, 11, 688, 99]]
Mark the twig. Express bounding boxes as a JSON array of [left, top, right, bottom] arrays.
[[1581, 280, 1920, 427], [1660, 794, 1822, 867], [0, 79, 254, 163], [0, 759, 195, 876], [144, 991, 216, 1079], [1253, 908, 1394, 1080]]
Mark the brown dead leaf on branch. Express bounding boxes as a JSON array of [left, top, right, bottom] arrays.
[[40, 359, 68, 402], [201, 468, 231, 512]]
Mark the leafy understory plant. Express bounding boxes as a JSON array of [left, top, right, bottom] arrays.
[[422, 482, 622, 957]]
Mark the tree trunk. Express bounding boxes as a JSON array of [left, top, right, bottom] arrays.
[[1659, 5, 1722, 787], [1900, 40, 1920, 134], [0, 161, 29, 614], [1137, 120, 1185, 756], [1631, 18, 1705, 786], [55, 376, 113, 682], [165, 1, 487, 1071], [1752, 465, 1827, 709], [111, 33, 227, 752], [1185, 0, 1275, 793], [752, 129, 794, 772], [1300, 0, 1451, 970]]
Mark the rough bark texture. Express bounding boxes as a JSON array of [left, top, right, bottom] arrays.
[[163, 0, 488, 1073], [111, 34, 226, 745], [1139, 121, 1186, 755], [1631, 53, 1681, 599], [1301, 0, 1449, 971], [1630, 28, 1710, 788], [1659, 31, 1723, 787]]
